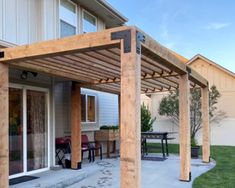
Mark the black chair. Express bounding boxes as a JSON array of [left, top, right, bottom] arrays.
[[82, 134, 102, 162]]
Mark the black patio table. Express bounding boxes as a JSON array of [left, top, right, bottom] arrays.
[[141, 132, 169, 158]]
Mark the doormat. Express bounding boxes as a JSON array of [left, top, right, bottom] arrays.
[[142, 156, 167, 161], [9, 176, 39, 185]]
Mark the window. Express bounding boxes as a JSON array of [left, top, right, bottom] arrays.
[[82, 10, 97, 33], [81, 94, 97, 123], [60, 0, 77, 38]]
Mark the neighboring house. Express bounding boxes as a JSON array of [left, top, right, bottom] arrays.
[[1, 0, 126, 178], [148, 54, 235, 146]]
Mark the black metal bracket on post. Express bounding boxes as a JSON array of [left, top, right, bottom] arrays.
[[186, 66, 191, 74], [0, 51, 4, 58], [180, 172, 192, 182], [136, 31, 145, 54], [111, 29, 145, 54], [111, 29, 131, 53]]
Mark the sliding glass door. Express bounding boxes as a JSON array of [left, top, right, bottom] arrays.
[[9, 85, 49, 177]]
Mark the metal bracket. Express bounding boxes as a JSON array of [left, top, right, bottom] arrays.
[[136, 31, 145, 54], [111, 30, 131, 53], [186, 66, 191, 74], [180, 172, 192, 182], [0, 51, 4, 58], [111, 30, 145, 54]]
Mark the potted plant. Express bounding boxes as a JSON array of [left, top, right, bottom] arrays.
[[191, 137, 200, 158]]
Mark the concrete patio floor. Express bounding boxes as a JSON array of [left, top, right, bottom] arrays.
[[10, 155, 215, 188]]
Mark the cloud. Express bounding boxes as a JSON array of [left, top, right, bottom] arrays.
[[205, 22, 231, 30]]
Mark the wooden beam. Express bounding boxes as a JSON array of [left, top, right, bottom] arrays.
[[0, 26, 135, 63], [120, 28, 141, 188], [187, 67, 208, 88], [71, 82, 82, 169], [201, 86, 210, 163], [179, 74, 191, 181], [0, 63, 9, 188]]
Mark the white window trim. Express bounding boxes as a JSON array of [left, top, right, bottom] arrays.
[[9, 83, 51, 179], [59, 0, 78, 37], [82, 9, 98, 33], [81, 92, 98, 124]]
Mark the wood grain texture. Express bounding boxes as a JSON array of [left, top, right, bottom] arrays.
[[71, 82, 81, 169], [201, 87, 210, 162], [120, 28, 141, 188], [0, 63, 9, 188], [179, 74, 191, 181]]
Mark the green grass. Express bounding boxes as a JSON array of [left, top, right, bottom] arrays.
[[147, 143, 235, 188], [193, 146, 235, 188]]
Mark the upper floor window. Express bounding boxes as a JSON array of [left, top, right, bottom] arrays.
[[82, 10, 97, 33], [81, 94, 97, 123], [60, 0, 77, 38]]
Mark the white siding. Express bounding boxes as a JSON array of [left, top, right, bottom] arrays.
[[4, 0, 17, 43], [42, 0, 58, 40], [98, 91, 119, 126], [54, 82, 71, 138], [0, 0, 3, 39], [16, 0, 29, 45]]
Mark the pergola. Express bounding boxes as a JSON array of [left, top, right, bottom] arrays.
[[0, 26, 210, 188]]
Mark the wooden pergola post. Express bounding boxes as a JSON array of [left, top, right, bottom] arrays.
[[0, 63, 9, 188], [118, 29, 141, 188], [179, 74, 191, 181], [201, 86, 210, 163], [71, 82, 82, 169]]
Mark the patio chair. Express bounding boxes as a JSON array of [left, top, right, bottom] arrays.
[[82, 134, 102, 162]]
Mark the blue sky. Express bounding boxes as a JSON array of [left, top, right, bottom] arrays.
[[108, 0, 235, 73]]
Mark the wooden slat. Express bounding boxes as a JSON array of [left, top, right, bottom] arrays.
[[10, 61, 93, 83], [120, 29, 141, 188], [54, 55, 118, 78], [141, 55, 172, 73], [33, 58, 106, 80], [26, 60, 98, 81], [71, 82, 82, 169], [201, 86, 210, 163], [0, 63, 9, 188], [73, 53, 120, 74], [179, 74, 191, 181]]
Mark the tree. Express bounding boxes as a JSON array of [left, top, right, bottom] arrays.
[[141, 103, 156, 132], [158, 85, 225, 144]]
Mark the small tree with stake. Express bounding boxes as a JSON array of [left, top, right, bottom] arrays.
[[158, 85, 225, 146], [141, 103, 156, 132]]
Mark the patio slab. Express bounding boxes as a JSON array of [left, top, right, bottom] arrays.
[[10, 155, 215, 188]]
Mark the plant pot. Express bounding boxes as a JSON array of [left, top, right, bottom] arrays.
[[191, 146, 200, 158], [95, 129, 119, 141]]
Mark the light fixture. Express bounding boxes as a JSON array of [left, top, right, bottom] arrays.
[[20, 70, 38, 80]]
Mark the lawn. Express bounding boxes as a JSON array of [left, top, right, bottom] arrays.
[[147, 143, 235, 188]]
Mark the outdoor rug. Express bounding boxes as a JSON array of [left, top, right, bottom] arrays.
[[9, 176, 39, 185], [142, 156, 167, 161]]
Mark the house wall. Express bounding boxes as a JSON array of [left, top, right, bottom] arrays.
[[148, 59, 235, 146], [0, 0, 106, 45], [54, 84, 119, 138]]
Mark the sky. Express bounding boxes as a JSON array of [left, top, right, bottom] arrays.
[[107, 0, 235, 73]]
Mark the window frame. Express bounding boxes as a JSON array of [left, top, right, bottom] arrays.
[[82, 9, 98, 33], [59, 0, 78, 38], [81, 92, 97, 124]]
